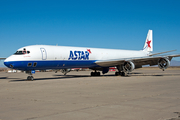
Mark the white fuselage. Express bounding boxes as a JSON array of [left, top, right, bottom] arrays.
[[4, 45, 149, 70]]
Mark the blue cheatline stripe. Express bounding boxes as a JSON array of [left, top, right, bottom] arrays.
[[4, 60, 99, 71]]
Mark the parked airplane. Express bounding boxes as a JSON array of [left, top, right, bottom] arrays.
[[2, 30, 180, 80]]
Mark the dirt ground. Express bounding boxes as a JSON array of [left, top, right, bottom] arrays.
[[0, 68, 180, 120]]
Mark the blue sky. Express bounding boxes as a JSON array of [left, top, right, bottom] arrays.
[[0, 0, 180, 67]]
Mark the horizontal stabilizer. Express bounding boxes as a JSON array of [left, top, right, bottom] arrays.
[[149, 50, 176, 56]]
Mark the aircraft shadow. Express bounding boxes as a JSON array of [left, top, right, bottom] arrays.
[[9, 74, 115, 82], [53, 74, 115, 77], [8, 72, 180, 82], [0, 77, 7, 79], [130, 72, 180, 77]]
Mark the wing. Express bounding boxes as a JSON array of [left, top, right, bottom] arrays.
[[95, 54, 180, 67]]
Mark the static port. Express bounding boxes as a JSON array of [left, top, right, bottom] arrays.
[[10, 64, 14, 68]]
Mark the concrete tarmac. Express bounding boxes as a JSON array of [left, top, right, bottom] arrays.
[[0, 68, 180, 120]]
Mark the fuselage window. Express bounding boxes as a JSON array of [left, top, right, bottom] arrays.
[[33, 62, 37, 67], [27, 63, 32, 67]]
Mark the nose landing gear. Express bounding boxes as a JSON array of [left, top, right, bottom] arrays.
[[26, 70, 35, 81], [27, 76, 34, 81]]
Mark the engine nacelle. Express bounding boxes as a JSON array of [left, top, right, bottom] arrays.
[[123, 61, 135, 72], [158, 58, 170, 70]]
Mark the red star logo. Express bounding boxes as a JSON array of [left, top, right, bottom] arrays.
[[146, 39, 151, 48], [87, 49, 91, 54]]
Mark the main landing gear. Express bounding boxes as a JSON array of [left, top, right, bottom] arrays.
[[91, 70, 101, 76], [115, 71, 127, 76], [115, 65, 128, 77]]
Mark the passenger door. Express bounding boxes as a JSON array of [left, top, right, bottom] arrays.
[[40, 48, 47, 60]]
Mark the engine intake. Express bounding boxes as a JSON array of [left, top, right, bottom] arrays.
[[123, 61, 135, 72], [158, 58, 170, 70]]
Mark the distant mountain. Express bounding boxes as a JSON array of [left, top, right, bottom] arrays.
[[170, 60, 180, 66]]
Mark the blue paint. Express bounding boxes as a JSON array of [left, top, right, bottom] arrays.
[[31, 70, 35, 74], [68, 50, 90, 60], [4, 60, 99, 71]]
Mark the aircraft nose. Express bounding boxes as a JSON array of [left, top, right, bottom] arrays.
[[4, 57, 14, 69], [4, 61, 14, 69]]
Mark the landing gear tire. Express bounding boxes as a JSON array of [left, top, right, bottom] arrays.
[[121, 72, 126, 76], [30, 76, 34, 81], [91, 72, 100, 76], [97, 72, 100, 76], [115, 72, 120, 76], [91, 72, 94, 76], [27, 76, 34, 81], [115, 72, 127, 76]]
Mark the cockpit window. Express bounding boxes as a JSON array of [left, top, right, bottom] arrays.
[[14, 51, 24, 55], [14, 49, 30, 55]]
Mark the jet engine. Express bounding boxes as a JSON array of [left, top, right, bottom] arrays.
[[158, 58, 170, 70], [123, 61, 135, 72]]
